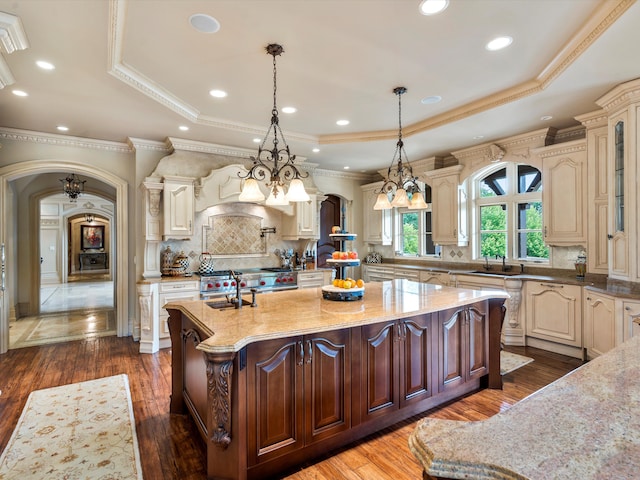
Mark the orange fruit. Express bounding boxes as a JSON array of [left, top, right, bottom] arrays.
[[356, 279, 364, 288], [333, 279, 340, 287], [343, 280, 352, 289]]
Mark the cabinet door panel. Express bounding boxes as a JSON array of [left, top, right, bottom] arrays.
[[438, 309, 464, 391], [247, 338, 304, 465], [526, 283, 582, 346], [361, 322, 398, 420], [402, 315, 433, 405], [306, 330, 351, 442], [467, 304, 488, 379]]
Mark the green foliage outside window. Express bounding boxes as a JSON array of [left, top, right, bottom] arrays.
[[402, 212, 419, 255]]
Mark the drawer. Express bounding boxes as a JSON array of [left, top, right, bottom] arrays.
[[159, 280, 199, 293]]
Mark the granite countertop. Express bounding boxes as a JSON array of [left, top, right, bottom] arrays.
[[164, 280, 508, 354], [409, 334, 640, 479], [366, 261, 640, 299]]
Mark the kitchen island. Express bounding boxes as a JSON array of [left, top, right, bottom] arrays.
[[165, 280, 508, 480], [409, 333, 640, 479]]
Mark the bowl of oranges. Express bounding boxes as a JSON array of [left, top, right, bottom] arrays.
[[321, 277, 365, 301]]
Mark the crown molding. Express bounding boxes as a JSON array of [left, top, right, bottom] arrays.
[[0, 127, 132, 153], [575, 109, 608, 128], [595, 77, 640, 111], [531, 139, 587, 157], [0, 55, 15, 88], [0, 12, 29, 54], [127, 137, 170, 153], [313, 168, 374, 181]]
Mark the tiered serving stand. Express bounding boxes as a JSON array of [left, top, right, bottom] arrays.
[[321, 232, 364, 301]]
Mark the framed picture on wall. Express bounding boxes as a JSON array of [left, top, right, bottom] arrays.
[[81, 225, 104, 250]]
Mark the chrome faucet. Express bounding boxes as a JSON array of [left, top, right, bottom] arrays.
[[228, 271, 257, 309], [495, 255, 512, 272], [483, 256, 491, 271]]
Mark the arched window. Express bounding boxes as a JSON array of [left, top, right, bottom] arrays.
[[473, 163, 548, 262]]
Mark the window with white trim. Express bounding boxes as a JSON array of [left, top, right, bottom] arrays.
[[474, 163, 548, 262], [396, 186, 441, 257]]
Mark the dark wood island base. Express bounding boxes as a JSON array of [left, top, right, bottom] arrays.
[[166, 281, 507, 480]]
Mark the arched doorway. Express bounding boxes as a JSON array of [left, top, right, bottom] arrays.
[[0, 160, 129, 354]]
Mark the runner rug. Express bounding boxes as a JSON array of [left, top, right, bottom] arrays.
[[500, 351, 534, 375], [0, 374, 143, 479]]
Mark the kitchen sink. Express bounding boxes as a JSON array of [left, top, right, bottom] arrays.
[[205, 297, 255, 310]]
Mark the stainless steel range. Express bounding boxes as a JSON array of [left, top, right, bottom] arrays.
[[199, 268, 298, 299]]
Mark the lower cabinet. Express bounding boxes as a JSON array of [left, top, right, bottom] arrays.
[[420, 270, 450, 286], [525, 282, 582, 349], [362, 264, 394, 282], [583, 291, 618, 359], [438, 303, 488, 393], [158, 281, 200, 343], [246, 329, 351, 466], [393, 267, 421, 281], [359, 314, 434, 422], [297, 270, 332, 288], [622, 299, 640, 341]]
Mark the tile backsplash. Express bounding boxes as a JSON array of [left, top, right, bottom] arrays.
[[206, 214, 265, 255]]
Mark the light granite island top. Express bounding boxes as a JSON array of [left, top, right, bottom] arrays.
[[164, 279, 509, 354], [409, 333, 640, 480]]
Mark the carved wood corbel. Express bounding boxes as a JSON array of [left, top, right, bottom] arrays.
[[205, 352, 236, 449]]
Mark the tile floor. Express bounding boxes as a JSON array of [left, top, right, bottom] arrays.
[[9, 279, 115, 349]]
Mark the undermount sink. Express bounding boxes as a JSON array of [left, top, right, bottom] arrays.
[[206, 300, 237, 310], [468, 270, 521, 276]]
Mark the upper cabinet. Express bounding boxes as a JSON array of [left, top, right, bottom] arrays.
[[576, 111, 609, 275], [163, 176, 195, 239], [595, 78, 640, 282], [533, 140, 587, 246], [281, 194, 320, 240], [424, 165, 467, 246], [360, 182, 392, 245]]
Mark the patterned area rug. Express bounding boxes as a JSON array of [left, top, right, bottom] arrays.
[[0, 374, 143, 479], [501, 351, 534, 375]]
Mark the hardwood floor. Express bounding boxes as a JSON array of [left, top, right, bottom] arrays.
[[0, 337, 583, 480]]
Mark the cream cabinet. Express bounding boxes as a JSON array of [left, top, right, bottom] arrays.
[[534, 141, 587, 246], [282, 195, 319, 240], [419, 270, 450, 286], [158, 281, 200, 346], [424, 166, 467, 246], [138, 279, 200, 353], [393, 267, 420, 281], [621, 299, 640, 341], [583, 290, 618, 359], [297, 270, 333, 288], [362, 264, 394, 282], [360, 182, 392, 245], [576, 112, 609, 275], [163, 176, 195, 239], [525, 282, 582, 355]]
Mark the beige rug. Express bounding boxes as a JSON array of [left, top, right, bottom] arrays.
[[0, 374, 143, 479], [500, 351, 534, 375]]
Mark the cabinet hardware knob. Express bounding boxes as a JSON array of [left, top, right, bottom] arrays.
[[306, 340, 312, 364], [607, 234, 613, 239], [625, 306, 631, 311]]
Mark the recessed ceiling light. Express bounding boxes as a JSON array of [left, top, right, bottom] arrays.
[[57, 125, 69, 131], [36, 60, 55, 70], [312, 148, 320, 153], [253, 138, 261, 143], [179, 125, 189, 131], [421, 95, 442, 105], [12, 90, 28, 97], [473, 135, 485, 140], [419, 0, 449, 15], [189, 14, 220, 33], [343, 166, 350, 170], [282, 106, 297, 114], [209, 89, 227, 98], [486, 36, 513, 51], [540, 115, 553, 121], [336, 119, 350, 126]]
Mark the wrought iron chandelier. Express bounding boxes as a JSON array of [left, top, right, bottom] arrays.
[[59, 173, 86, 202], [238, 43, 309, 206], [373, 87, 428, 210]]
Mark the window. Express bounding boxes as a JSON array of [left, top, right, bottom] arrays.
[[396, 186, 441, 257], [475, 164, 548, 262]]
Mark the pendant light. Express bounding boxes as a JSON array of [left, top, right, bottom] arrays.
[[373, 87, 428, 210], [239, 44, 309, 205], [59, 173, 86, 202]]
